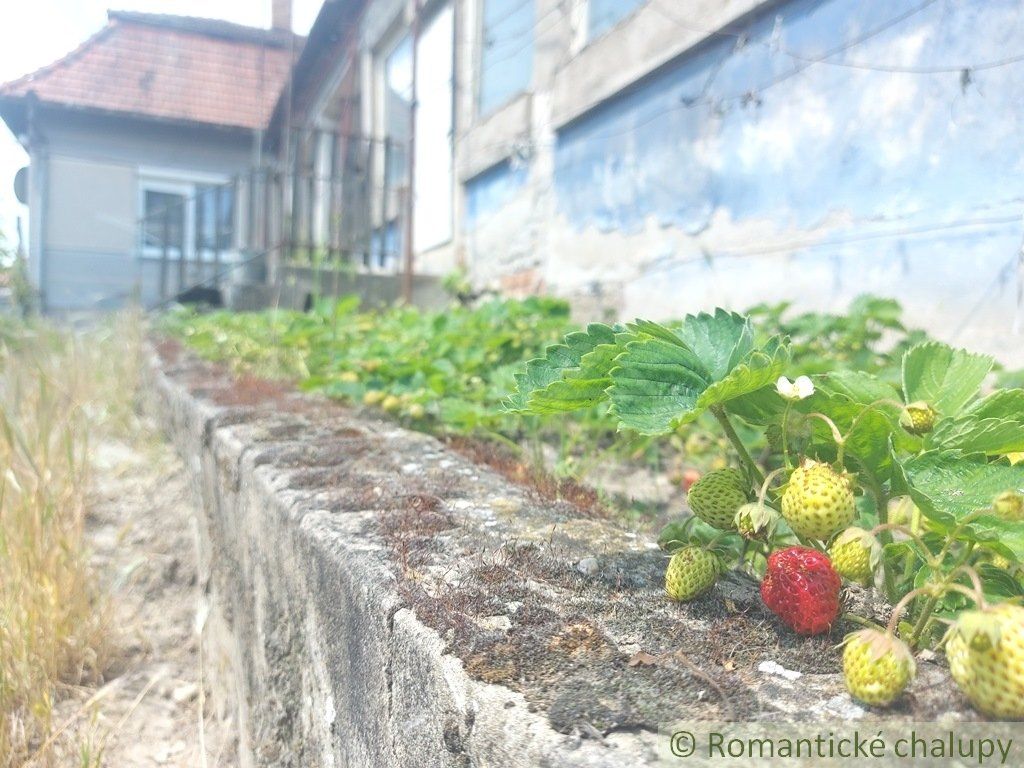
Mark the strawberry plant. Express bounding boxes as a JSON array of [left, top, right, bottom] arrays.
[[506, 308, 1024, 716]]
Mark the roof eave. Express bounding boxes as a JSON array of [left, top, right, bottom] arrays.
[[0, 93, 264, 138]]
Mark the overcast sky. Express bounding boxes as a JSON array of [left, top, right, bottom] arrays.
[[0, 0, 323, 252]]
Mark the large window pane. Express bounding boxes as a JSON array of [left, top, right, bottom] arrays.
[[384, 34, 413, 194], [195, 185, 234, 252], [143, 190, 185, 255], [413, 3, 454, 251], [479, 0, 533, 115]]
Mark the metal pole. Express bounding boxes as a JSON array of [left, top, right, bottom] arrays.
[[176, 196, 185, 293], [401, 0, 421, 303], [213, 183, 223, 287], [160, 208, 169, 301]]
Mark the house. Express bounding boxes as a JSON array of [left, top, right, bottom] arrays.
[[269, 0, 1024, 363], [0, 5, 298, 311], [3, 0, 1023, 364]]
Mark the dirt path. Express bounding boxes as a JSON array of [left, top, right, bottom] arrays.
[[50, 430, 237, 766]]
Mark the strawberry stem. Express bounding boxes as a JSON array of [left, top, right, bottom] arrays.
[[710, 406, 765, 489]]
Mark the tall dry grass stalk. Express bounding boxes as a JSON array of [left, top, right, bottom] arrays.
[[0, 311, 143, 767]]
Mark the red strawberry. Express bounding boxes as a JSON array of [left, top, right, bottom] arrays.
[[760, 546, 842, 636]]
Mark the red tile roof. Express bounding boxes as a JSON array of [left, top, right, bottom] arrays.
[[0, 12, 301, 131]]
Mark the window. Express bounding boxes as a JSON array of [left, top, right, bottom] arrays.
[[479, 0, 534, 115], [195, 185, 234, 253], [413, 3, 454, 251], [370, 2, 455, 263], [587, 0, 646, 41], [142, 189, 186, 257], [384, 34, 413, 195], [139, 177, 234, 260]]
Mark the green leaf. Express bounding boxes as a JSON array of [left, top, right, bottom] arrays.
[[815, 370, 900, 406], [693, 345, 789, 415], [505, 324, 621, 413], [901, 451, 1024, 537], [626, 318, 687, 347], [675, 309, 754, 381], [609, 334, 788, 435], [607, 338, 710, 434], [931, 389, 1024, 455], [725, 386, 787, 426], [902, 342, 993, 415], [977, 562, 1024, 599], [794, 392, 899, 480]]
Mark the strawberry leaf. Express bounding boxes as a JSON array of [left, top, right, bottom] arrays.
[[607, 337, 710, 434], [609, 316, 788, 435], [505, 323, 623, 413], [930, 389, 1024, 455], [900, 451, 1024, 546], [901, 342, 993, 416], [815, 369, 901, 406], [675, 309, 754, 381]]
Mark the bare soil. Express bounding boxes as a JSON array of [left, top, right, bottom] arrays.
[[48, 431, 237, 766]]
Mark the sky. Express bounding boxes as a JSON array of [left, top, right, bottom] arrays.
[[0, 0, 323, 252]]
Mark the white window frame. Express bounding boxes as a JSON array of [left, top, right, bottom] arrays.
[[137, 169, 237, 263]]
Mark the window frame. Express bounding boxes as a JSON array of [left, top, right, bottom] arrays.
[[136, 170, 236, 263]]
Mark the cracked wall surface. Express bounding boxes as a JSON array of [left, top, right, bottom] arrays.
[[460, 0, 1024, 365]]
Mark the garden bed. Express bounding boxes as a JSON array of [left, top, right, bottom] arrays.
[[145, 340, 980, 767]]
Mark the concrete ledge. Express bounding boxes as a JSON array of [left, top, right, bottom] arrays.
[[144, 343, 968, 767]]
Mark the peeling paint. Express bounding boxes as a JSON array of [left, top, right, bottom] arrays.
[[462, 0, 1024, 365]]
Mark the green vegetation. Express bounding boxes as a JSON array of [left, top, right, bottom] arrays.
[[509, 305, 1024, 713], [162, 295, 573, 436], [163, 293, 930, 475], [163, 291, 1024, 712]]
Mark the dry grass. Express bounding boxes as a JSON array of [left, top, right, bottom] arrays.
[[0, 312, 142, 767]]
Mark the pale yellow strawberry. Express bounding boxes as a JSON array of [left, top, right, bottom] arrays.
[[781, 460, 856, 540], [946, 604, 1024, 719], [842, 629, 915, 707]]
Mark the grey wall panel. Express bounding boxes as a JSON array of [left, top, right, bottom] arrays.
[[46, 156, 136, 254]]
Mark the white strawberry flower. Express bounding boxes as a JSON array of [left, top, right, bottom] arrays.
[[776, 375, 814, 401]]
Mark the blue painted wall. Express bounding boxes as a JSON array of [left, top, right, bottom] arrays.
[[479, 0, 535, 115], [465, 160, 528, 226], [557, 0, 1024, 231], [544, 0, 1024, 358], [588, 0, 647, 41]]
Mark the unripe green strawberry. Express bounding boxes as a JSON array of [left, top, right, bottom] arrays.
[[665, 546, 720, 602], [686, 468, 748, 530], [684, 432, 713, 457], [828, 527, 878, 586], [734, 502, 779, 540], [993, 490, 1024, 522], [977, 543, 1018, 573], [946, 604, 1024, 719], [842, 629, 915, 707], [781, 460, 856, 540], [900, 400, 937, 436]]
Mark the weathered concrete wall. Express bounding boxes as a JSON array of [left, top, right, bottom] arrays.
[[144, 344, 973, 767], [458, 0, 1024, 366]]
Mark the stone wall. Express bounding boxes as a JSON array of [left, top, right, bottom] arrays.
[[144, 343, 969, 767]]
